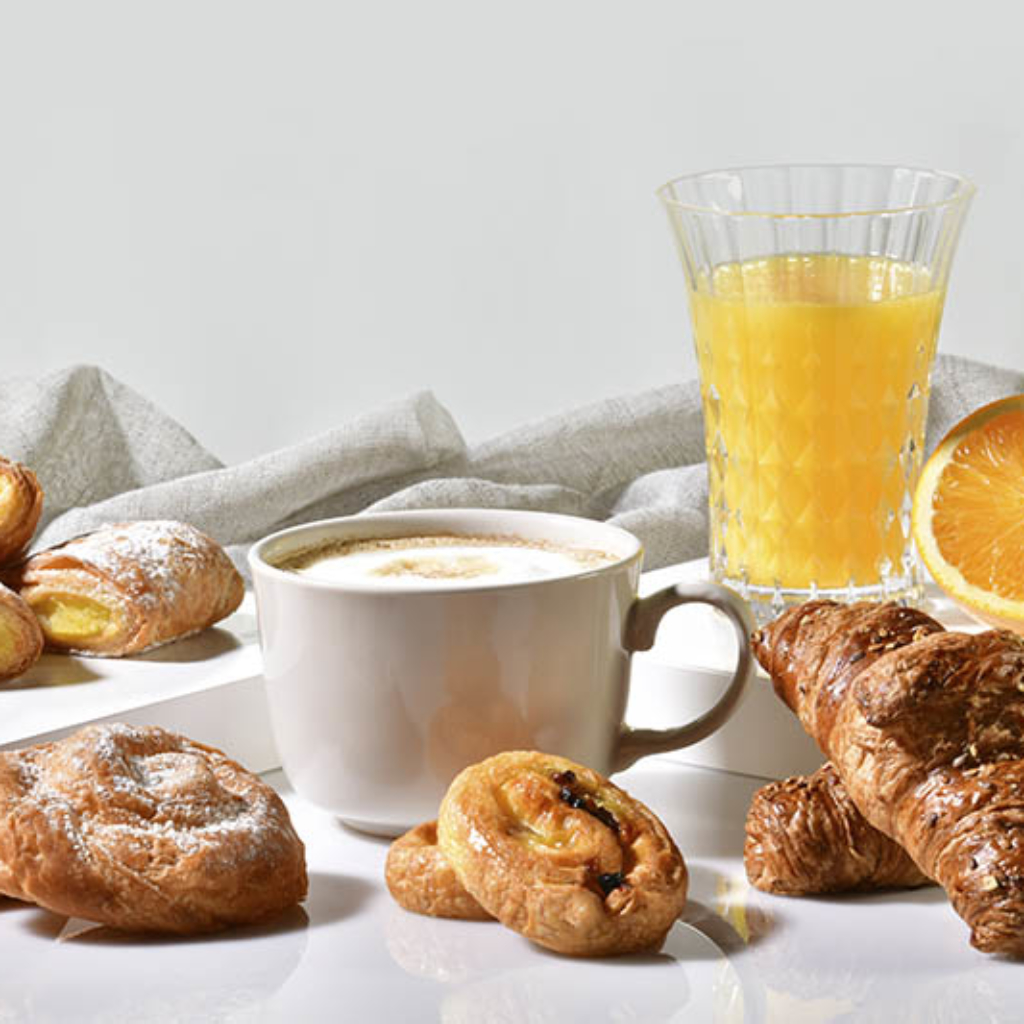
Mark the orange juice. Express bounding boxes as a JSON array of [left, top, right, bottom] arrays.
[[690, 254, 944, 590]]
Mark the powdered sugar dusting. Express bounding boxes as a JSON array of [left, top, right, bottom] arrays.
[[0, 723, 306, 932], [57, 521, 211, 610], [23, 722, 297, 871], [21, 520, 244, 656]]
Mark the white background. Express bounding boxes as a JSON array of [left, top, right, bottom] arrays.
[[1, 0, 1021, 463]]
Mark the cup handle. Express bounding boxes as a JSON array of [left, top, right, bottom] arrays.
[[613, 580, 757, 772]]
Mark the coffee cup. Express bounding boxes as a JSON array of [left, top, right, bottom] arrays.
[[249, 508, 755, 835]]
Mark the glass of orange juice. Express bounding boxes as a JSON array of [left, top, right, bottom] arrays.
[[658, 165, 974, 620]]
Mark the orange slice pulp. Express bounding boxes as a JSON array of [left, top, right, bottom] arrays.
[[912, 394, 1024, 633]]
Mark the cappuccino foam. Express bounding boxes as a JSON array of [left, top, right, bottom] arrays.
[[276, 533, 618, 587]]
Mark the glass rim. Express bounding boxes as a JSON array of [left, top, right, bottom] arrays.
[[656, 162, 976, 220]]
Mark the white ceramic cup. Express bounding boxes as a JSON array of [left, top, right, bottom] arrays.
[[249, 508, 755, 835]]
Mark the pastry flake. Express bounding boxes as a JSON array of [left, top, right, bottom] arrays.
[[437, 751, 687, 956]]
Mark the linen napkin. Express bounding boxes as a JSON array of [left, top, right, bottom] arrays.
[[0, 355, 1020, 575]]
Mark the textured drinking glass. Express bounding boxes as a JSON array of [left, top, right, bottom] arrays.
[[658, 165, 974, 620]]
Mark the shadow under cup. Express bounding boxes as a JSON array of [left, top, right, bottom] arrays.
[[248, 509, 754, 836]]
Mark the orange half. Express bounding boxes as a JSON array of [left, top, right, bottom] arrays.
[[912, 394, 1024, 633]]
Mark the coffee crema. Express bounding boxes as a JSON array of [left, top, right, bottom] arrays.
[[274, 532, 619, 586]]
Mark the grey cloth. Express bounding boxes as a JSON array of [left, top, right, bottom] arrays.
[[0, 355, 1021, 575]]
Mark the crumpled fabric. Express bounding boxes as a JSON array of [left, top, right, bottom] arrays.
[[0, 354, 1019, 575]]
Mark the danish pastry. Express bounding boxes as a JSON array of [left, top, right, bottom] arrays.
[[0, 722, 307, 933], [437, 751, 687, 956], [386, 821, 492, 921], [0, 457, 43, 566], [0, 582, 43, 681], [5, 520, 244, 656]]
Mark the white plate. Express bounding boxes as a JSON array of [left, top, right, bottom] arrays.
[[0, 562, 987, 784]]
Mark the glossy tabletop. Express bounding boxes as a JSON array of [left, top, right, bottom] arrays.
[[1, 758, 1019, 1023]]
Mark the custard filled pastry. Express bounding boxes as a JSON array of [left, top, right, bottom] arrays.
[[438, 751, 688, 956], [0, 457, 43, 567], [0, 722, 307, 933], [6, 520, 244, 656], [0, 583, 43, 681]]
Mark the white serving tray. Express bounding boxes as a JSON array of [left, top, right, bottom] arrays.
[[0, 564, 985, 784], [0, 594, 279, 773], [628, 559, 985, 781]]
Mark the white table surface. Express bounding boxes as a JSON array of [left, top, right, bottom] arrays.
[[2, 758, 1019, 1024], [0, 564, 1010, 1022]]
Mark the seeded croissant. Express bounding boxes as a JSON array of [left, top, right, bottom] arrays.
[[753, 600, 1024, 956], [745, 762, 930, 895]]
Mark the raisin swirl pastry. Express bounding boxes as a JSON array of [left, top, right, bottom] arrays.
[[386, 821, 492, 921], [5, 520, 244, 656], [0, 722, 307, 933], [437, 751, 687, 956]]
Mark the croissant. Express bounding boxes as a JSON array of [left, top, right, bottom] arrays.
[[745, 762, 930, 895], [0, 583, 44, 681], [5, 520, 244, 656], [0, 457, 43, 566], [753, 601, 1024, 956]]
